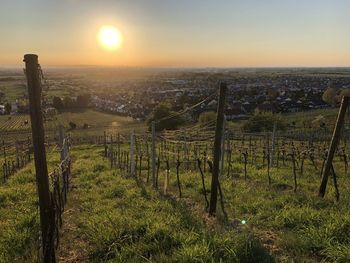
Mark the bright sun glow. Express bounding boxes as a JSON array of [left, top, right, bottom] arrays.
[[98, 26, 123, 50]]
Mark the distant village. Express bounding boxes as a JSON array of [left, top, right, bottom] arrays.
[[2, 71, 350, 121], [90, 74, 350, 121]]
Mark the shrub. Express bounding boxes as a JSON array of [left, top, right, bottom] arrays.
[[243, 111, 285, 132]]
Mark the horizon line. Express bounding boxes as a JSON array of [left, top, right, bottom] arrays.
[[1, 64, 350, 70]]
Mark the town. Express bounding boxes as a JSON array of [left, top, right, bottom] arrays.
[[1, 68, 350, 122]]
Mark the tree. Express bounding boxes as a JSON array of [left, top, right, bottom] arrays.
[[4, 103, 11, 114], [69, 122, 77, 130], [76, 94, 91, 108], [243, 111, 285, 132], [322, 85, 337, 105], [52, 96, 64, 110], [198, 111, 216, 124], [147, 103, 184, 131], [63, 96, 74, 108]]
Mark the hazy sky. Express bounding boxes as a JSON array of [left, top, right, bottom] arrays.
[[1, 0, 350, 67]]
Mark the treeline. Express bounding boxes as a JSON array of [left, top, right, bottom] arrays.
[[52, 94, 91, 110]]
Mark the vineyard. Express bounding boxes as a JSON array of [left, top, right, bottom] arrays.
[[2, 110, 350, 261], [0, 110, 144, 143], [1, 59, 350, 262]]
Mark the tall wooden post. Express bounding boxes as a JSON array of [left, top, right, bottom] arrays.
[[151, 121, 156, 187], [220, 116, 226, 176], [319, 96, 350, 197], [24, 54, 55, 262], [209, 83, 227, 216]]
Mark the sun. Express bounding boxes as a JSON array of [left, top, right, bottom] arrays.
[[98, 26, 123, 50]]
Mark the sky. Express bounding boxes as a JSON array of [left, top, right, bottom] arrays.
[[1, 0, 350, 67]]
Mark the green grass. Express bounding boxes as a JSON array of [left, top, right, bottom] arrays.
[[0, 148, 61, 262], [0, 109, 144, 142], [149, 145, 350, 262], [58, 145, 274, 262], [0, 81, 27, 103], [1, 145, 275, 262], [1, 134, 350, 262]]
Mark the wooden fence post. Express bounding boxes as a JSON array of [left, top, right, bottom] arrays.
[[319, 96, 350, 197], [152, 121, 156, 188], [104, 131, 107, 157], [24, 54, 55, 262], [209, 82, 227, 216], [270, 122, 277, 167], [130, 130, 135, 177]]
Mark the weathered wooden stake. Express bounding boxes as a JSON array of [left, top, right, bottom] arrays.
[[152, 121, 156, 188], [209, 83, 227, 216], [24, 54, 55, 262], [319, 96, 350, 197]]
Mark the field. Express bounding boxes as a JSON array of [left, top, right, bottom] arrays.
[[0, 109, 145, 143], [0, 145, 274, 262], [1, 88, 350, 261], [2, 132, 350, 262], [0, 104, 350, 262]]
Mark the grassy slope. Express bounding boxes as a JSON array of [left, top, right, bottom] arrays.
[[150, 153, 350, 262], [0, 145, 273, 263], [0, 110, 144, 142], [0, 149, 61, 262], [57, 145, 273, 262], [0, 110, 135, 132], [2, 142, 350, 262]]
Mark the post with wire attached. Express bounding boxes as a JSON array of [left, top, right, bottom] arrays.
[[209, 82, 227, 216], [319, 96, 350, 197], [151, 121, 156, 187], [24, 54, 55, 262]]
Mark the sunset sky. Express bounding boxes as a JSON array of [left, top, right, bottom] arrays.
[[1, 0, 350, 67]]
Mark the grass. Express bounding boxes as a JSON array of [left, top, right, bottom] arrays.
[[0, 109, 144, 142], [0, 148, 61, 262], [1, 127, 350, 262], [149, 144, 350, 262], [0, 81, 27, 103], [57, 145, 274, 262], [1, 144, 275, 262]]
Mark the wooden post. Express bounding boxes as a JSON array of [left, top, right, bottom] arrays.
[[24, 54, 55, 262], [104, 131, 107, 157], [164, 160, 170, 195], [176, 159, 182, 198], [319, 96, 350, 197], [117, 133, 120, 167], [109, 134, 114, 169], [151, 121, 156, 188], [220, 117, 226, 176], [130, 130, 135, 177], [198, 159, 209, 209], [2, 140, 6, 163], [209, 83, 227, 216], [270, 122, 276, 167], [59, 125, 65, 161]]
